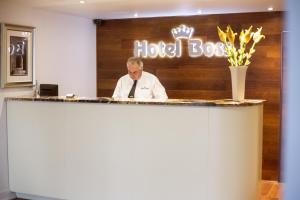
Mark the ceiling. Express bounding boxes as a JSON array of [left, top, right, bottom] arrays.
[[13, 0, 285, 19]]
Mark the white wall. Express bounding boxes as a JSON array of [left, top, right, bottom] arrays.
[[284, 0, 300, 199], [0, 0, 96, 199], [0, 1, 96, 97]]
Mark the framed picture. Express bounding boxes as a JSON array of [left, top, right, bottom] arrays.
[[0, 23, 35, 88]]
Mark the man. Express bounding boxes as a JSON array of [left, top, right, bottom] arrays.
[[112, 57, 168, 99]]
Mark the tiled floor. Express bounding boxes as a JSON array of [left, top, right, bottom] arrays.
[[15, 180, 282, 200]]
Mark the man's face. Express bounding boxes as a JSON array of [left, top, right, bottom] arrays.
[[127, 62, 142, 80]]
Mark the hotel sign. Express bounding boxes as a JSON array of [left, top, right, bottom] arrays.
[[134, 24, 226, 58]]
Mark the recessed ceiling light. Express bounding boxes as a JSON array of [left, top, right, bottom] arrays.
[[197, 9, 202, 14], [268, 7, 274, 11], [134, 13, 138, 18], [79, 0, 85, 4]]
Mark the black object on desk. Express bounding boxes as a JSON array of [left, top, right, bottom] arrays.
[[39, 84, 58, 96]]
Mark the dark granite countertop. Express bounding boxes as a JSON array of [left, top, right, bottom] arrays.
[[5, 96, 265, 107]]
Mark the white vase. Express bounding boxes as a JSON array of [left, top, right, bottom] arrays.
[[229, 65, 248, 101]]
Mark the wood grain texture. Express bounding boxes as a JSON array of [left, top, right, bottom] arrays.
[[260, 181, 282, 200], [97, 12, 284, 180]]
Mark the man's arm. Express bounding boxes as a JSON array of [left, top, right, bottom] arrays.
[[112, 79, 122, 98], [152, 77, 168, 100]]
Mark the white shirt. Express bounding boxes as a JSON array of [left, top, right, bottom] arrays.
[[112, 71, 168, 100]]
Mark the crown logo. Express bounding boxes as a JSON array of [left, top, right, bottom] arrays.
[[171, 24, 194, 40]]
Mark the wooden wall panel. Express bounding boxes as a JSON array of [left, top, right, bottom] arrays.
[[97, 12, 284, 180]]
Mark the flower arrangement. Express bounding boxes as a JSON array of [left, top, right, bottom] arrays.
[[217, 25, 265, 67]]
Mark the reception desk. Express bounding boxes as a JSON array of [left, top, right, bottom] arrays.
[[6, 97, 264, 200]]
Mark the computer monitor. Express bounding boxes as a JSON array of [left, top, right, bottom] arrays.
[[39, 84, 58, 96]]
